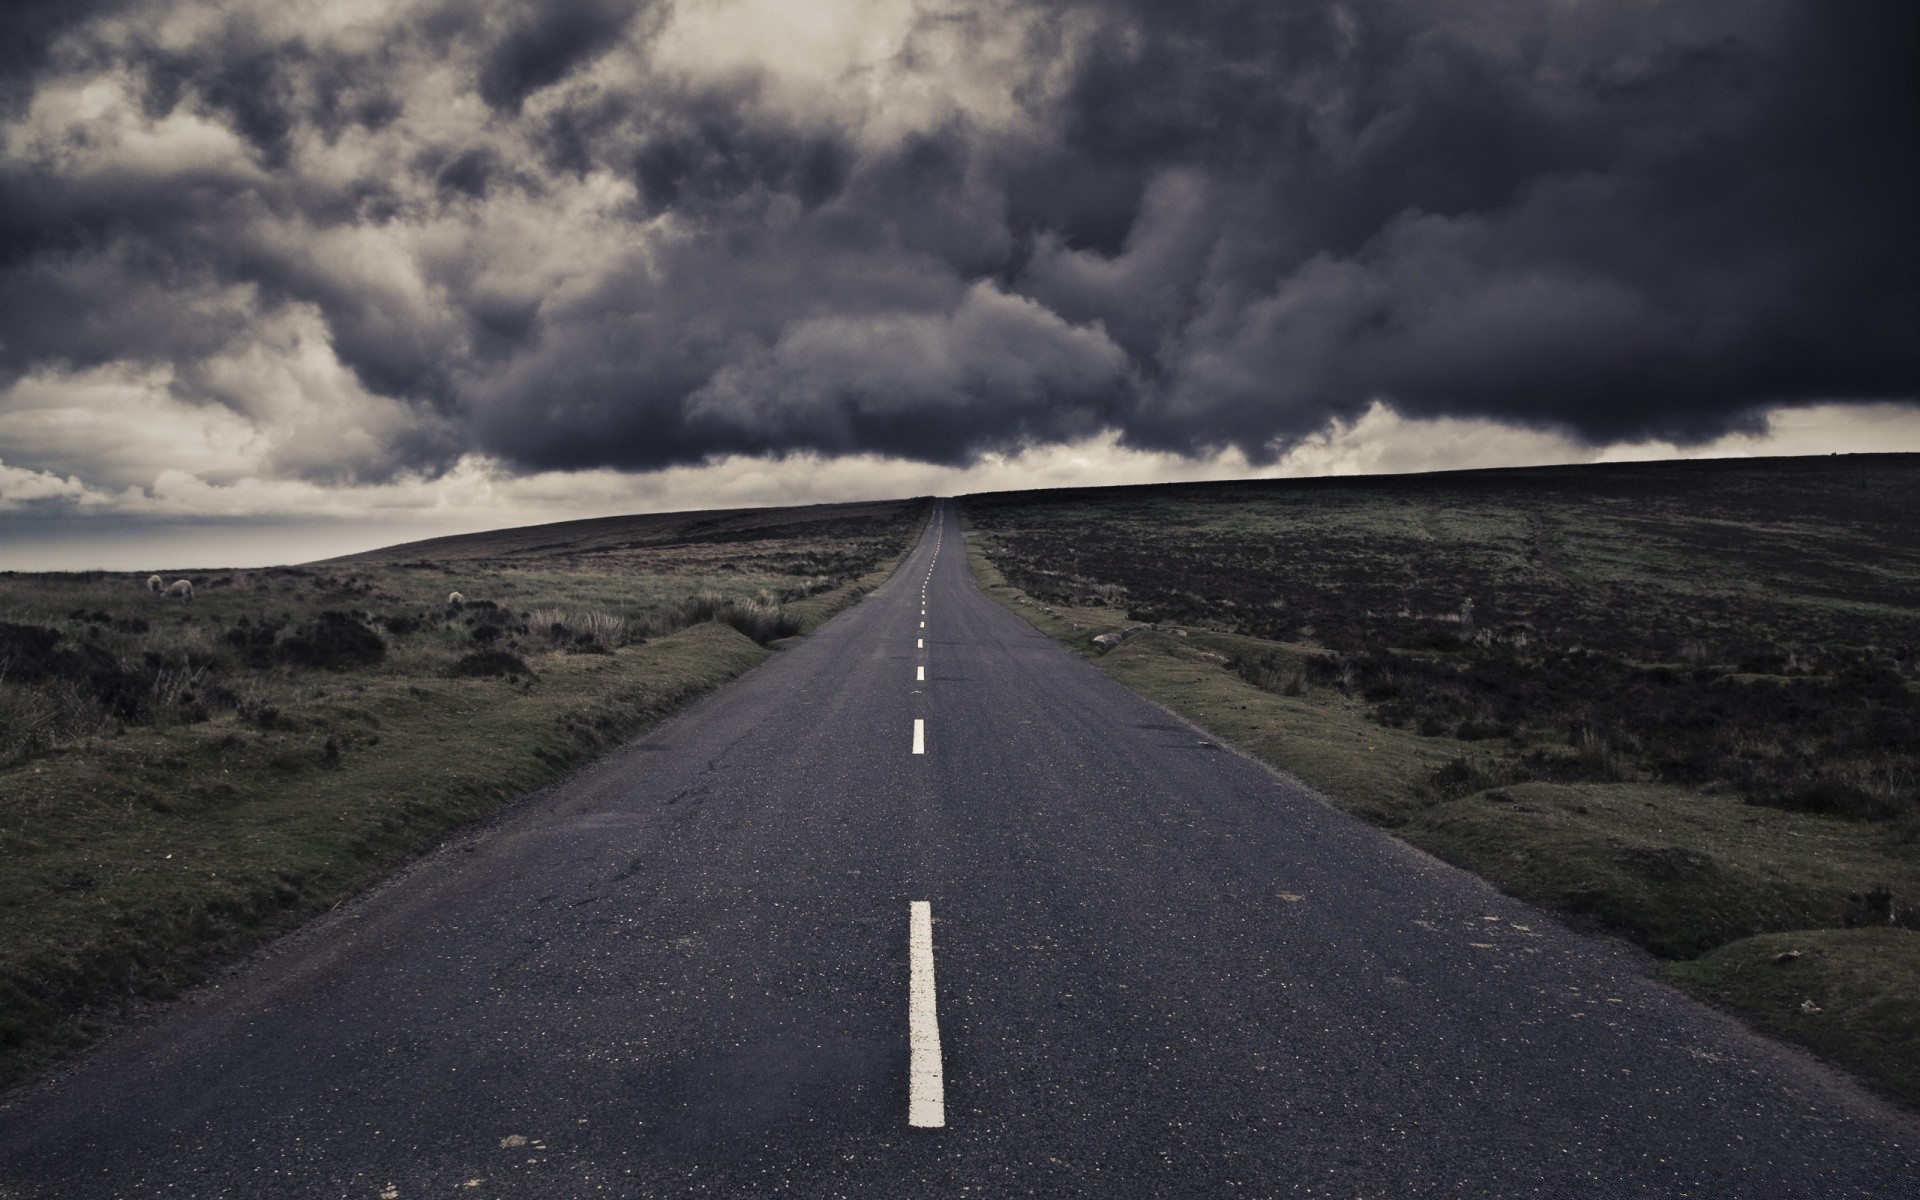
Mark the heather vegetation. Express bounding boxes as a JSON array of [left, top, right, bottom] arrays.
[[972, 456, 1917, 831], [0, 506, 908, 771], [964, 455, 1919, 1104], [0, 500, 921, 1084]]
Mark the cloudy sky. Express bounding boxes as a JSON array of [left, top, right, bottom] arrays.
[[1, 0, 1914, 568]]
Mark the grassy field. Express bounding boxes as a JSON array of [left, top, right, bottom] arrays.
[[0, 499, 924, 1086], [961, 454, 1920, 1106]]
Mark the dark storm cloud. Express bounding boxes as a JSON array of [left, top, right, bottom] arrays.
[[0, 0, 1912, 487], [0, 0, 128, 115], [433, 146, 497, 198], [1025, 0, 1920, 456], [477, 0, 652, 112], [626, 86, 855, 217]]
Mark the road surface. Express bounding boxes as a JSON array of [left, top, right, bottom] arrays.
[[1, 500, 1915, 1197]]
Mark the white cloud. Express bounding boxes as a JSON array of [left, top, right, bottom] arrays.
[[0, 309, 456, 491], [3, 69, 259, 180], [0, 461, 102, 507], [648, 0, 1076, 146], [1254, 400, 1920, 477], [0, 364, 262, 488]]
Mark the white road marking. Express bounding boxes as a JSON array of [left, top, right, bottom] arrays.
[[917, 666, 925, 681], [912, 719, 925, 755], [908, 901, 944, 1128], [919, 620, 925, 628], [917, 638, 923, 648]]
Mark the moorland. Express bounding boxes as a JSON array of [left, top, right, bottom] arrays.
[[0, 499, 922, 1084], [962, 454, 1919, 1104]]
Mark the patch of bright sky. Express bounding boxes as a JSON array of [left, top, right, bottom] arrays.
[[4, 400, 1914, 570]]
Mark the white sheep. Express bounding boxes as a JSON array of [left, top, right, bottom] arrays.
[[165, 579, 194, 602], [147, 575, 163, 594], [447, 591, 465, 605]]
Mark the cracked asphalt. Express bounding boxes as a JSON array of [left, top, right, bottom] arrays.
[[1, 499, 1915, 1197]]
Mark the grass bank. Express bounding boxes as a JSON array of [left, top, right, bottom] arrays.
[[0, 500, 923, 1086], [959, 457, 1919, 1107]]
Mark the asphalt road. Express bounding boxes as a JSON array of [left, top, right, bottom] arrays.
[[2, 500, 1915, 1198]]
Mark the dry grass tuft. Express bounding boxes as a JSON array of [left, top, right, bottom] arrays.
[[530, 608, 631, 650]]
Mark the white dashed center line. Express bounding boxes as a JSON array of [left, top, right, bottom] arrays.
[[907, 901, 945, 1128], [912, 719, 925, 755], [917, 638, 923, 648], [917, 666, 925, 681]]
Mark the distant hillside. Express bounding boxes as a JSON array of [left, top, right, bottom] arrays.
[[329, 498, 927, 566], [965, 451, 1917, 520]]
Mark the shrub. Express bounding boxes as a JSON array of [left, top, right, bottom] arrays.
[[1427, 756, 1500, 801], [277, 612, 386, 671], [573, 610, 630, 648], [1231, 653, 1305, 696], [0, 679, 115, 765], [665, 594, 801, 645], [718, 602, 801, 645], [1575, 727, 1627, 781], [379, 613, 422, 637], [450, 649, 530, 677], [529, 608, 631, 650], [0, 622, 66, 679], [464, 605, 524, 647], [221, 616, 284, 665], [1302, 654, 1344, 685], [0, 621, 145, 720], [0, 684, 55, 765]]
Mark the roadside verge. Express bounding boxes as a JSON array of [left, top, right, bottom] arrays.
[[961, 525, 1920, 1109], [0, 548, 912, 1089]]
